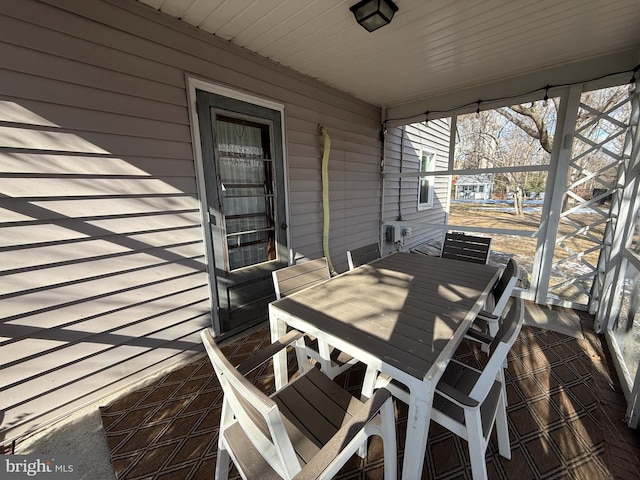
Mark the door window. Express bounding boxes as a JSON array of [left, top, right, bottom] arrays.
[[215, 116, 276, 271]]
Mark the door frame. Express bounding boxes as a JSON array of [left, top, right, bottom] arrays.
[[186, 76, 291, 336]]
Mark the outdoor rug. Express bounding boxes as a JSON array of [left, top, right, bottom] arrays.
[[100, 323, 614, 479], [524, 302, 584, 339]]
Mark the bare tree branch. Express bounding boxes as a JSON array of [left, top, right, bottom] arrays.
[[497, 105, 553, 153]]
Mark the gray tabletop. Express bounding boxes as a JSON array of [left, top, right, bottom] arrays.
[[270, 252, 500, 380]]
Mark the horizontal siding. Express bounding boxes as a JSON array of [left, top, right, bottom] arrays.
[[0, 69, 190, 124], [0, 0, 382, 442], [285, 108, 381, 272], [383, 119, 452, 253], [0, 12, 186, 89], [2, 153, 195, 177], [0, 42, 186, 106], [0, 98, 192, 142]]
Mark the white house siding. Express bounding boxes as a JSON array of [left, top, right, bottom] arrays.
[[0, 0, 381, 442], [382, 119, 451, 254]]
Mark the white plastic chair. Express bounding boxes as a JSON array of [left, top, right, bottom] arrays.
[[201, 328, 398, 480], [272, 258, 332, 300], [377, 298, 525, 480], [441, 232, 492, 264], [347, 242, 381, 270], [272, 258, 359, 379], [466, 257, 520, 344]]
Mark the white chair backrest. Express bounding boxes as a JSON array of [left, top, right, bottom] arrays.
[[272, 257, 330, 299], [347, 242, 381, 270], [200, 329, 301, 478], [469, 298, 524, 402], [441, 232, 492, 264], [488, 258, 520, 315]]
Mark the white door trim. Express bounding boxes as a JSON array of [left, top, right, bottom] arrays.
[[185, 75, 291, 335]]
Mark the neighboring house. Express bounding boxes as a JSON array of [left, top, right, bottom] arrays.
[[0, 0, 449, 442], [454, 174, 493, 200]]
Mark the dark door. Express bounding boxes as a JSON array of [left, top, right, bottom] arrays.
[[196, 90, 289, 335]]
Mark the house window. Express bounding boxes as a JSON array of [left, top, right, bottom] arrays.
[[418, 150, 436, 210]]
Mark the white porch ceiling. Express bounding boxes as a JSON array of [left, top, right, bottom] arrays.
[[138, 0, 640, 117]]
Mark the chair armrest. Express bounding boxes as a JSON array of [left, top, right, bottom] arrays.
[[436, 381, 479, 408], [476, 310, 499, 321], [236, 330, 304, 375], [464, 328, 493, 345], [293, 388, 393, 480]]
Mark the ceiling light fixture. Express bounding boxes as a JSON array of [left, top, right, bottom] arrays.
[[350, 0, 398, 32]]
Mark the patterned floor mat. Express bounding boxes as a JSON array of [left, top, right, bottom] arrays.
[[100, 322, 628, 479]]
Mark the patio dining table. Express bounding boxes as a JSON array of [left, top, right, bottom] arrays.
[[269, 252, 500, 479]]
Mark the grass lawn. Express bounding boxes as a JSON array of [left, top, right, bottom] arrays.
[[447, 201, 607, 304]]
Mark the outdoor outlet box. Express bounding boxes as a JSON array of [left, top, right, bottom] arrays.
[[386, 226, 402, 243]]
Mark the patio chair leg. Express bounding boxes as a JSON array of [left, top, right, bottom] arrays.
[[294, 337, 314, 377], [466, 412, 489, 480], [495, 392, 511, 459], [381, 397, 398, 480], [357, 365, 380, 459], [215, 443, 231, 480]]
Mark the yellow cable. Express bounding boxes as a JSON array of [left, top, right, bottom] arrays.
[[319, 125, 337, 276]]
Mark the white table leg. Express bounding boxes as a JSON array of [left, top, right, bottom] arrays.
[[401, 385, 432, 480], [269, 305, 288, 391]]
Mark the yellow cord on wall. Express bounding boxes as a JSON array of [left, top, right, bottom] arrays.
[[319, 125, 337, 276]]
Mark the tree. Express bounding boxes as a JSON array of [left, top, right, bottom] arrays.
[[498, 87, 630, 200], [497, 87, 628, 154], [498, 103, 555, 153], [456, 109, 548, 214], [455, 86, 630, 215]]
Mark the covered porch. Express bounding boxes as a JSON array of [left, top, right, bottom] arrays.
[[1, 0, 640, 477]]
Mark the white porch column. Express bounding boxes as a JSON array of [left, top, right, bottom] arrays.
[[596, 84, 640, 331], [533, 85, 583, 304]]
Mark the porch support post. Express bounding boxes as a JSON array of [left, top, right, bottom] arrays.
[[533, 85, 582, 304], [379, 107, 387, 250], [596, 85, 640, 331], [446, 115, 457, 222], [596, 84, 640, 427]]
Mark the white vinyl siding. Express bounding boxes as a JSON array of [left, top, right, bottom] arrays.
[[382, 119, 451, 253]]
